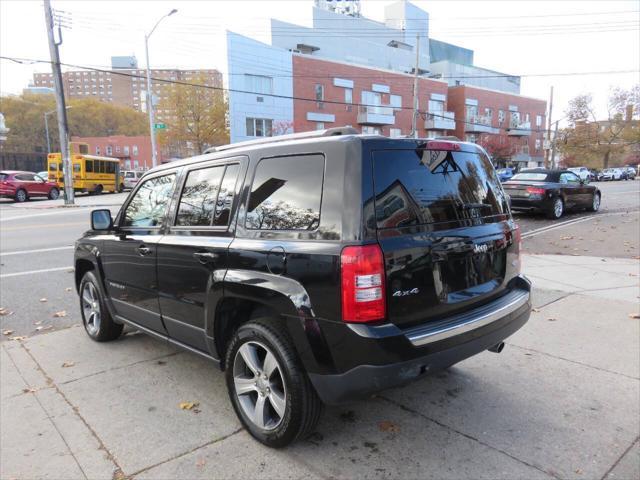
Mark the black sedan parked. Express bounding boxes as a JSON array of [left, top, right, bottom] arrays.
[[502, 169, 601, 219]]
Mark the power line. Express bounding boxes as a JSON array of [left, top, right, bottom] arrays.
[[0, 54, 578, 136]]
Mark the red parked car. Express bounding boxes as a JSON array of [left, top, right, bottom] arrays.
[[0, 170, 60, 202]]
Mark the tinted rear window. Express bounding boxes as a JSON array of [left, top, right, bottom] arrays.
[[372, 149, 506, 228]]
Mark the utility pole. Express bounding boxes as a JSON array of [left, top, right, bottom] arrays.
[[550, 120, 559, 168], [44, 0, 73, 204], [411, 34, 420, 138], [544, 86, 553, 168]]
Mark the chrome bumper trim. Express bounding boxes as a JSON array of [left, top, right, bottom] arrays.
[[405, 289, 530, 347]]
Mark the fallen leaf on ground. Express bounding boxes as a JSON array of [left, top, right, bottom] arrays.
[[179, 402, 199, 410], [35, 326, 53, 331], [39, 298, 47, 303], [575, 468, 583, 475], [61, 361, 75, 368], [10, 336, 27, 341], [22, 387, 37, 394], [65, 287, 72, 292], [629, 313, 640, 319], [66, 268, 74, 273], [196, 458, 206, 469], [378, 420, 400, 433], [53, 311, 67, 318], [560, 235, 574, 240], [532, 308, 540, 313], [0, 307, 13, 316], [547, 318, 557, 322], [2, 330, 14, 336]]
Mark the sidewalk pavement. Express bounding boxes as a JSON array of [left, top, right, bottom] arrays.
[[1, 254, 639, 480]]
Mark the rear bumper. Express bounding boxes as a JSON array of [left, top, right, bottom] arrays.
[[510, 196, 552, 212], [309, 276, 531, 405]]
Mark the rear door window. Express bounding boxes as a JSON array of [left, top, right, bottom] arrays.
[[246, 155, 324, 230], [372, 149, 506, 228], [175, 166, 225, 226]]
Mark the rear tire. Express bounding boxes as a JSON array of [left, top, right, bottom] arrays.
[[547, 197, 564, 219], [48, 188, 59, 200], [225, 319, 322, 448], [94, 184, 103, 195], [79, 271, 123, 342], [15, 189, 27, 202]]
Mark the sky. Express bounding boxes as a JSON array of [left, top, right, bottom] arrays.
[[1, 0, 639, 125]]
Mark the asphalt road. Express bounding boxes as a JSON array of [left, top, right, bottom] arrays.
[[1, 181, 638, 340]]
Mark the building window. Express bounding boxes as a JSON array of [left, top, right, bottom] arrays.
[[106, 145, 113, 156], [95, 146, 101, 155], [246, 117, 273, 137], [124, 159, 131, 170], [345, 88, 353, 104], [315, 84, 324, 101], [485, 107, 493, 119], [389, 128, 402, 138], [524, 113, 530, 123], [428, 99, 444, 114], [316, 122, 325, 130], [244, 74, 273, 95], [511, 111, 521, 126], [498, 110, 505, 125], [124, 146, 130, 155], [465, 134, 478, 143], [362, 126, 381, 135], [390, 94, 402, 110], [536, 115, 543, 127], [535, 138, 541, 151], [115, 146, 121, 153]]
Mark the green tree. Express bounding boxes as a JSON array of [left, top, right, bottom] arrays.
[[0, 92, 148, 153], [157, 72, 228, 158]]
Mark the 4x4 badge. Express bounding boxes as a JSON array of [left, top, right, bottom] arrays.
[[393, 288, 420, 297]]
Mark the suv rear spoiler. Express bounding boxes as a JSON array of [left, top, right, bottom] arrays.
[[203, 127, 359, 154]]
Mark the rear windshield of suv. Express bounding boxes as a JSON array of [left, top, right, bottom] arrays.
[[371, 149, 507, 229]]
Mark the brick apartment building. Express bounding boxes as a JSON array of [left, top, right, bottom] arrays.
[[33, 57, 222, 123], [292, 55, 451, 138], [448, 85, 547, 166], [226, 0, 548, 168], [70, 135, 155, 170]]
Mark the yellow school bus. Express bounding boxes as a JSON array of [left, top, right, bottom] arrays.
[[47, 143, 122, 194]]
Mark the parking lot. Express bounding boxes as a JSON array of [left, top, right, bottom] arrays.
[[1, 180, 639, 479]]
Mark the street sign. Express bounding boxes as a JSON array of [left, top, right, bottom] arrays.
[[154, 123, 166, 130]]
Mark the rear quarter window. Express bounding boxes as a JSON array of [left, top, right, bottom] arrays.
[[371, 149, 506, 228], [246, 154, 324, 230]]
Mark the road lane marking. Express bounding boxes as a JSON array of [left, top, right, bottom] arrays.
[[0, 266, 73, 278], [0, 209, 94, 222], [605, 191, 640, 196], [0, 246, 73, 257], [522, 211, 638, 239], [0, 221, 87, 232]]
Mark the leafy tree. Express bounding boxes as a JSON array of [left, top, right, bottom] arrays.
[[478, 134, 517, 165], [0, 92, 148, 153], [157, 72, 228, 157], [558, 87, 639, 169]]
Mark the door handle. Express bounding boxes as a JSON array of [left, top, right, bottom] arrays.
[[137, 245, 152, 256], [193, 251, 218, 264]]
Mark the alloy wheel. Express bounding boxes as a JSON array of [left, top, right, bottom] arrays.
[[16, 190, 26, 202], [554, 198, 563, 218], [233, 341, 287, 430], [81, 282, 101, 336]]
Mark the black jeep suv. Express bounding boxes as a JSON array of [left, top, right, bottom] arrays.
[[75, 127, 531, 447]]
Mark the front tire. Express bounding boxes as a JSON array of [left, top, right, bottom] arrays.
[[48, 188, 59, 200], [79, 271, 123, 342], [547, 197, 564, 219], [589, 192, 601, 212], [225, 319, 322, 448]]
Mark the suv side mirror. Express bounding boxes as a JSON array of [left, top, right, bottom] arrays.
[[91, 209, 113, 231]]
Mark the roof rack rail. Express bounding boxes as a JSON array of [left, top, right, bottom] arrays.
[[433, 135, 461, 141], [203, 126, 359, 154]]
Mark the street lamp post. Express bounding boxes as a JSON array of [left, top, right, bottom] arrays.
[[44, 106, 72, 154], [145, 8, 177, 168]]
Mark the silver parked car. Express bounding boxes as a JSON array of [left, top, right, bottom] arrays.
[[122, 170, 144, 190]]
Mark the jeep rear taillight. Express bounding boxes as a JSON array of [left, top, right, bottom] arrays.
[[526, 187, 545, 195], [341, 245, 386, 323]]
